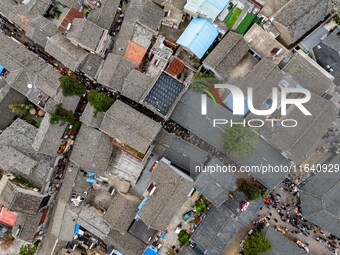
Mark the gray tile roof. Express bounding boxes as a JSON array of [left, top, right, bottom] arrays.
[[45, 34, 89, 71], [32, 114, 66, 157], [195, 158, 238, 207], [80, 103, 105, 128], [313, 39, 340, 87], [240, 56, 337, 164], [1, 181, 45, 215], [70, 206, 111, 240], [88, 0, 120, 30], [121, 69, 154, 102], [103, 192, 139, 233], [265, 227, 306, 255], [0, 0, 51, 30], [153, 129, 209, 175], [203, 31, 249, 80], [143, 72, 185, 117], [190, 198, 262, 255], [79, 53, 103, 79], [283, 51, 335, 96], [104, 229, 146, 255], [13, 211, 42, 242], [112, 21, 136, 55], [323, 29, 340, 53], [128, 218, 158, 243], [0, 119, 53, 187], [96, 53, 135, 91], [56, 0, 82, 10], [100, 101, 162, 154], [0, 145, 37, 176], [273, 0, 333, 43], [171, 89, 291, 188], [0, 33, 61, 105], [300, 172, 340, 237], [70, 125, 113, 175], [44, 91, 80, 114], [67, 18, 106, 51], [190, 206, 239, 255], [112, 0, 162, 54], [138, 0, 163, 32], [138, 159, 194, 230], [25, 16, 58, 48], [125, 0, 163, 33]]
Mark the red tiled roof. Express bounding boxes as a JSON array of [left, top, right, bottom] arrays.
[[165, 57, 184, 77], [0, 207, 17, 227], [58, 8, 84, 33], [125, 41, 147, 67]]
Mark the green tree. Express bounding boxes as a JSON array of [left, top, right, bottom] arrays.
[[223, 123, 258, 157], [243, 231, 271, 255], [50, 104, 76, 125], [238, 179, 261, 201], [59, 76, 85, 97], [195, 199, 208, 214], [19, 244, 37, 255], [8, 103, 33, 117], [87, 90, 114, 114], [191, 73, 218, 92], [178, 230, 190, 246]]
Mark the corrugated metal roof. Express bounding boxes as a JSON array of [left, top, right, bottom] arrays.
[[177, 17, 218, 59], [185, 0, 230, 21]]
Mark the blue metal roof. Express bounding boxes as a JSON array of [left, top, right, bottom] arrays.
[[185, 0, 230, 21], [143, 247, 158, 255], [177, 17, 218, 59]]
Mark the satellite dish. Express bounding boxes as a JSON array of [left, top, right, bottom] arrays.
[[27, 84, 33, 89]]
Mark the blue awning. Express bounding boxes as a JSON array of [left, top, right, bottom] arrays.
[[177, 17, 218, 59], [138, 197, 148, 210], [113, 249, 124, 255], [74, 224, 80, 235]]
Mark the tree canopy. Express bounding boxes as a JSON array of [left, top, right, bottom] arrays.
[[8, 103, 33, 117], [223, 123, 258, 157], [19, 244, 37, 255], [50, 104, 76, 125], [59, 76, 85, 97], [178, 230, 190, 246], [87, 90, 115, 114], [243, 231, 271, 255], [238, 179, 261, 201]]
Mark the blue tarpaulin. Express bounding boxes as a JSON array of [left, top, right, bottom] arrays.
[[74, 224, 80, 235], [143, 247, 158, 255], [86, 178, 96, 183], [87, 172, 95, 177], [177, 17, 218, 59], [0, 65, 4, 73]]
